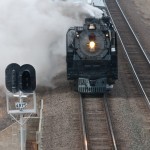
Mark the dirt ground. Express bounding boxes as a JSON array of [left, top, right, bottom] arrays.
[[134, 0, 150, 24], [119, 0, 150, 57]]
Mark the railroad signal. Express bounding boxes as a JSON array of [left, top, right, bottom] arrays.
[[5, 63, 37, 150], [5, 63, 20, 93], [5, 63, 36, 93], [18, 64, 36, 93]]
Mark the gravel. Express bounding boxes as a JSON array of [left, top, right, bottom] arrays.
[[108, 1, 150, 149], [42, 73, 83, 150]]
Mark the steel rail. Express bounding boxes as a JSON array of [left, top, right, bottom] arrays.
[[104, 94, 118, 150], [80, 94, 88, 150], [80, 94, 117, 150], [105, 0, 150, 108], [115, 0, 150, 64]]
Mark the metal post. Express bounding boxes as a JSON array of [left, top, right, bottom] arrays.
[[20, 91, 24, 150], [6, 91, 37, 150], [20, 113, 24, 150]]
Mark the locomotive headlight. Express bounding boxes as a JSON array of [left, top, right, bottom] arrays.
[[89, 41, 96, 49]]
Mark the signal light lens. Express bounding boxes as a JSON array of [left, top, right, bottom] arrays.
[[22, 71, 31, 91]]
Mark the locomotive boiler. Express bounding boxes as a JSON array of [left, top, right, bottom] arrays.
[[66, 16, 118, 94]]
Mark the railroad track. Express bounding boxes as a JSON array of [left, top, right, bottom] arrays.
[[80, 94, 117, 150], [105, 0, 150, 107]]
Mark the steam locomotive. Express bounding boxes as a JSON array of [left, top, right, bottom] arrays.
[[66, 4, 118, 94]]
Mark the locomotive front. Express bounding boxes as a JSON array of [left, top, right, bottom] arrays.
[[66, 17, 118, 93]]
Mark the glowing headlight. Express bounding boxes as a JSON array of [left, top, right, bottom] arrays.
[[88, 24, 96, 30], [89, 41, 96, 49]]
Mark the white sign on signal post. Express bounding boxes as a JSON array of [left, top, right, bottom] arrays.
[[15, 102, 27, 110]]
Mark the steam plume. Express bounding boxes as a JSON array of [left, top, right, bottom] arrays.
[[0, 0, 103, 87]]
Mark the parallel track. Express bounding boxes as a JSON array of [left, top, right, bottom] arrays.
[[80, 94, 117, 150], [105, 0, 150, 107]]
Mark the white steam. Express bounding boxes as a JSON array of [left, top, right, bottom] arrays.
[[0, 0, 103, 87]]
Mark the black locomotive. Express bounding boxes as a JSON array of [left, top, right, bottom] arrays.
[[66, 16, 118, 94]]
